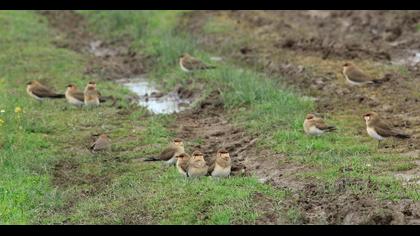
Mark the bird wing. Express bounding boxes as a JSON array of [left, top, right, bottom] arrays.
[[347, 67, 373, 82], [313, 118, 334, 130], [31, 85, 58, 97], [93, 138, 110, 151], [158, 147, 176, 161], [374, 120, 402, 138], [179, 159, 189, 172], [184, 57, 210, 70], [73, 91, 85, 101]]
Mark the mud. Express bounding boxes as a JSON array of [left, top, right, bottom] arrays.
[[181, 10, 420, 224]]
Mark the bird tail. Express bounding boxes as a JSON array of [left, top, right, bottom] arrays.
[[326, 126, 337, 132], [202, 66, 216, 70], [372, 79, 383, 84], [395, 133, 410, 139], [143, 157, 160, 162], [50, 94, 65, 98]]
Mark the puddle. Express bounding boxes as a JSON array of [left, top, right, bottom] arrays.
[[391, 49, 420, 67], [117, 77, 192, 114]]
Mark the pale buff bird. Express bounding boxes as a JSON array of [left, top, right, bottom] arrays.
[[363, 112, 410, 147], [342, 62, 383, 85], [176, 152, 191, 177], [303, 113, 336, 136], [208, 149, 231, 178], [26, 80, 65, 101], [179, 53, 216, 73], [90, 134, 111, 153], [187, 150, 208, 178], [144, 138, 185, 165]]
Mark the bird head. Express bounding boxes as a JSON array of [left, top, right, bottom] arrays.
[[87, 81, 97, 88], [27, 80, 39, 86], [342, 62, 354, 69], [67, 84, 76, 91], [176, 152, 190, 160], [192, 150, 204, 161], [173, 138, 184, 148], [217, 149, 230, 161], [305, 113, 316, 120], [180, 53, 190, 59], [363, 112, 378, 123]]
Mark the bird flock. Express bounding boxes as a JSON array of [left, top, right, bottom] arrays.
[[25, 53, 412, 178]]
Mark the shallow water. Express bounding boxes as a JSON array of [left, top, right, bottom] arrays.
[[392, 49, 420, 67], [117, 77, 192, 114]]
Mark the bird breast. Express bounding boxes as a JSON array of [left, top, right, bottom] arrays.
[[366, 127, 384, 141], [212, 164, 230, 177]]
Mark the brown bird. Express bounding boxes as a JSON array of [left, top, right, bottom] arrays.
[[66, 84, 107, 106], [179, 53, 216, 73], [90, 134, 111, 153], [303, 113, 336, 136], [144, 138, 185, 165], [363, 112, 410, 148], [208, 149, 231, 178], [65, 84, 85, 106], [26, 80, 65, 101], [176, 152, 191, 177], [342, 62, 382, 85], [187, 150, 209, 178], [84, 82, 101, 106]]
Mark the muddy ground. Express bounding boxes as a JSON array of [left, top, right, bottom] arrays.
[[41, 10, 419, 224]]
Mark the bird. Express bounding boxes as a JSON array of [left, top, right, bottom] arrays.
[[90, 134, 111, 153], [187, 150, 209, 178], [176, 152, 191, 177], [342, 62, 383, 85], [303, 113, 337, 136], [179, 53, 216, 73], [363, 112, 410, 148], [65, 84, 85, 107], [66, 84, 107, 106], [84, 82, 101, 106], [208, 149, 231, 178], [143, 138, 185, 165], [26, 80, 65, 101]]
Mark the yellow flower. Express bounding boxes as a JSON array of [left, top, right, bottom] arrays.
[[15, 107, 22, 113], [0, 118, 4, 126]]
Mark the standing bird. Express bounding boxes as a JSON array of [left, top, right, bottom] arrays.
[[179, 53, 216, 73], [176, 152, 191, 177], [26, 80, 65, 101], [90, 134, 112, 153], [144, 138, 185, 165], [65, 84, 85, 107], [84, 82, 101, 107], [303, 113, 337, 136], [208, 149, 231, 178], [187, 150, 209, 178], [342, 62, 383, 85], [363, 112, 410, 148]]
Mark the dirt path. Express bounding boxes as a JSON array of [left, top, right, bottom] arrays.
[[40, 10, 420, 224]]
